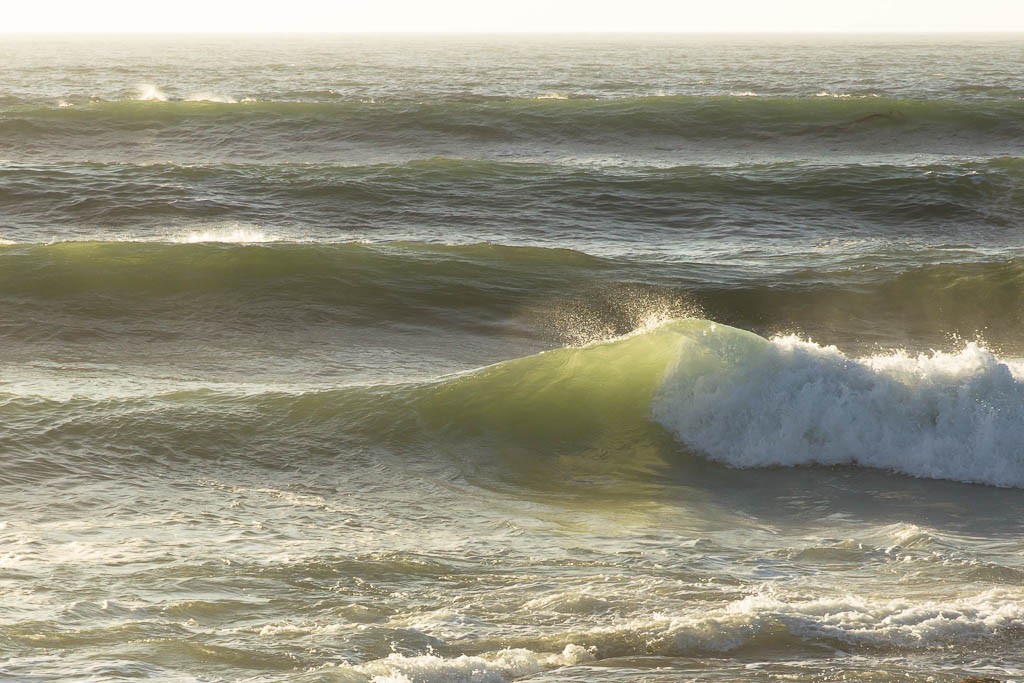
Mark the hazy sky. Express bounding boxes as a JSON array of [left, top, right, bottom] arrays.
[[5, 0, 1024, 33]]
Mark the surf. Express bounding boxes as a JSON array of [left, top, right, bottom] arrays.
[[416, 319, 1024, 488], [9, 318, 1024, 490]]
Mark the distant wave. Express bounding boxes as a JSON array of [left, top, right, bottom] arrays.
[[2, 95, 1023, 151], [3, 240, 1024, 350], [1, 157, 1021, 236]]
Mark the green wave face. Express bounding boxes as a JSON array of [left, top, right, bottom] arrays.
[[0, 318, 700, 490], [0, 318, 711, 495], [418, 320, 693, 440], [409, 325, 693, 492]]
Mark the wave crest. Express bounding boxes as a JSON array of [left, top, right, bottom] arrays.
[[655, 323, 1024, 487]]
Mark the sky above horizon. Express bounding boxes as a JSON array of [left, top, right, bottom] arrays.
[[4, 0, 1024, 33]]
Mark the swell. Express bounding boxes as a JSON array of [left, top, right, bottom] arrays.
[[0, 241, 607, 338], [700, 257, 1024, 352], [1, 158, 1021, 234], [2, 96, 1023, 156], [3, 242, 1024, 351]]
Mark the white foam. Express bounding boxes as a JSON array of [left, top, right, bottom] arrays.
[[883, 522, 938, 549], [258, 621, 343, 637], [171, 226, 276, 244], [136, 84, 168, 102], [339, 645, 593, 683], [184, 92, 238, 104], [654, 324, 1024, 487], [814, 91, 879, 98], [599, 587, 1024, 653], [0, 533, 151, 569]]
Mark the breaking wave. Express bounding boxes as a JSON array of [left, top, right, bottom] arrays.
[[6, 313, 1024, 489], [654, 323, 1024, 488]]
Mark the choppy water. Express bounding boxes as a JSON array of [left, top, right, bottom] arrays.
[[2, 34, 1024, 682]]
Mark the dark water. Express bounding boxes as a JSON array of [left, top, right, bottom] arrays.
[[1, 34, 1023, 682]]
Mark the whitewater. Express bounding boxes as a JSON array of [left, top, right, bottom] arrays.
[[2, 34, 1024, 683]]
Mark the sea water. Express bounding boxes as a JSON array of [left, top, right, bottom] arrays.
[[1, 34, 1024, 682]]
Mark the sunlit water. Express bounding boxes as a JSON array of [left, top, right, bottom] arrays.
[[1, 35, 1023, 682]]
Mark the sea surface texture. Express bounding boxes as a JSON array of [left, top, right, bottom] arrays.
[[2, 34, 1024, 682]]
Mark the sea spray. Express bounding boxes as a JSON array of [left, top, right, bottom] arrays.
[[136, 84, 168, 102]]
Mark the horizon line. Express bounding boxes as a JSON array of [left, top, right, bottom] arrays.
[[3, 30, 1024, 37]]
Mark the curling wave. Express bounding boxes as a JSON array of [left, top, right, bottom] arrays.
[[7, 319, 1024, 489], [414, 320, 1024, 487]]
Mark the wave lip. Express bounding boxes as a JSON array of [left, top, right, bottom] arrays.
[[655, 322, 1024, 488]]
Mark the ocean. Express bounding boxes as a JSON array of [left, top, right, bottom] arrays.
[[2, 33, 1024, 682]]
